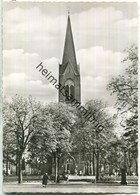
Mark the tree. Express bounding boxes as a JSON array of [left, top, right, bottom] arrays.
[[3, 95, 41, 183], [28, 102, 77, 181], [28, 106, 56, 175], [107, 45, 138, 175], [72, 99, 115, 180], [85, 100, 115, 180], [46, 103, 77, 182]]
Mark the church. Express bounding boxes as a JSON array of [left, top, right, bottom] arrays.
[[37, 13, 90, 177], [56, 14, 85, 176]]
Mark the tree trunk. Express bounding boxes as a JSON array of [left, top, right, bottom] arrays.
[[96, 150, 99, 181], [18, 154, 23, 184], [57, 157, 60, 183], [54, 152, 58, 182], [92, 151, 95, 176], [127, 150, 132, 175], [48, 157, 52, 175], [103, 162, 106, 176], [35, 157, 38, 174], [89, 152, 92, 175], [135, 158, 138, 176], [16, 164, 18, 176], [16, 155, 18, 176], [6, 150, 9, 176], [84, 162, 87, 175], [109, 164, 112, 176], [121, 168, 127, 185], [127, 165, 132, 176], [87, 161, 89, 175], [99, 158, 102, 176], [58, 157, 60, 175]]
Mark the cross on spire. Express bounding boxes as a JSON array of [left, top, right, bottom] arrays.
[[68, 7, 70, 16]]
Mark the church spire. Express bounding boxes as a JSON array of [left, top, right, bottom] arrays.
[[59, 14, 81, 103], [62, 14, 77, 66]]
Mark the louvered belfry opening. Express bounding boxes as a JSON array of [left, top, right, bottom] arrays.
[[65, 79, 75, 103]]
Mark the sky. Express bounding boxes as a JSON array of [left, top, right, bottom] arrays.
[[3, 2, 138, 114]]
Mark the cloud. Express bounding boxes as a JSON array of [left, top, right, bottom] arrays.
[[4, 73, 58, 103], [77, 46, 128, 104], [77, 46, 126, 78], [3, 49, 40, 76], [3, 46, 127, 105], [3, 3, 138, 105], [3, 5, 138, 58], [3, 49, 59, 102], [3, 49, 59, 81], [115, 18, 138, 28], [3, 6, 66, 59]]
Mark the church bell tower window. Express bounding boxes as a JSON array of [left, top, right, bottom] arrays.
[[65, 79, 75, 103]]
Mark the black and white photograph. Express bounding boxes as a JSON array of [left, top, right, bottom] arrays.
[[2, 1, 138, 194]]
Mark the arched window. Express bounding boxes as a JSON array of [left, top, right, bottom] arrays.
[[65, 79, 75, 103]]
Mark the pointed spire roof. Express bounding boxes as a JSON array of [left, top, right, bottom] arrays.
[[62, 15, 77, 66]]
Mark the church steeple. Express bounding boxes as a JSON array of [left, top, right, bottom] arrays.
[[59, 14, 81, 104], [62, 15, 77, 66]]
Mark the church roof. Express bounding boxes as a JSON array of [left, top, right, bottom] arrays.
[[62, 15, 77, 66]]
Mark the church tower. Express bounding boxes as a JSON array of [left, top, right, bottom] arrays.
[[59, 14, 81, 103]]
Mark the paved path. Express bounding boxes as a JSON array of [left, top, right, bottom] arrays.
[[3, 183, 138, 194]]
